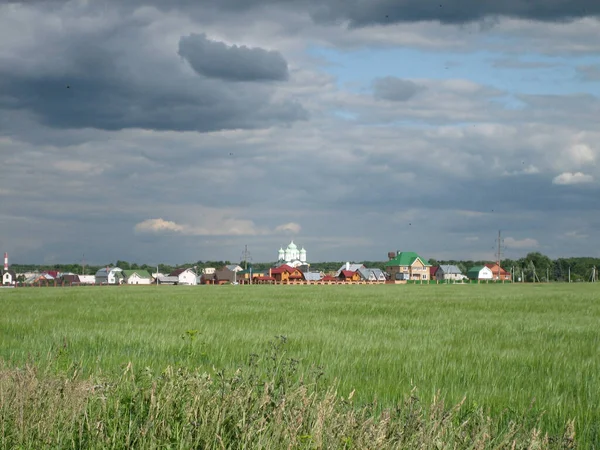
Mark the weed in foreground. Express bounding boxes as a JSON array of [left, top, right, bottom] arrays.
[[0, 337, 576, 449]]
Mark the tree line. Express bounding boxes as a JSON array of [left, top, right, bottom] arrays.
[[8, 252, 600, 282]]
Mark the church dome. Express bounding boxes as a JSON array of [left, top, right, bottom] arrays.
[[300, 248, 306, 254], [287, 241, 297, 250]]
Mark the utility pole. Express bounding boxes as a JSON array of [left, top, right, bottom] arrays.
[[495, 230, 505, 281], [546, 267, 549, 283], [82, 254, 85, 275], [568, 266, 571, 283]]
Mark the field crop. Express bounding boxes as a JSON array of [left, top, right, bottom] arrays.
[[0, 283, 598, 447]]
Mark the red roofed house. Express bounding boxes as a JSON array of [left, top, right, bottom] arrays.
[[338, 270, 361, 282], [270, 264, 305, 283], [485, 263, 511, 281]]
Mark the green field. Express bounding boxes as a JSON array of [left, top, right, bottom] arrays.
[[1, 284, 598, 447]]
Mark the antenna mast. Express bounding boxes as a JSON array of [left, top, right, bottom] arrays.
[[241, 245, 252, 270]]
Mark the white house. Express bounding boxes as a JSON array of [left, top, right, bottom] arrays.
[[122, 270, 152, 285], [436, 265, 467, 281], [467, 265, 493, 281], [95, 267, 124, 284], [170, 268, 197, 285], [2, 270, 16, 285]]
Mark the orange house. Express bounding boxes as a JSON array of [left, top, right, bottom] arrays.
[[338, 270, 361, 282], [485, 263, 511, 281], [270, 264, 305, 283]]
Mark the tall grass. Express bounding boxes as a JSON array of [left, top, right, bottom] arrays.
[[0, 337, 576, 449], [1, 284, 599, 446]]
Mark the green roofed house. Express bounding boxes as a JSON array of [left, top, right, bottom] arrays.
[[385, 251, 431, 281], [121, 269, 153, 285], [466, 266, 493, 281]]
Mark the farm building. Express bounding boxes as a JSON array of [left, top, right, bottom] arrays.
[[95, 267, 124, 285], [170, 268, 197, 285], [385, 251, 431, 281], [122, 270, 152, 285], [467, 266, 493, 281], [436, 265, 467, 281]]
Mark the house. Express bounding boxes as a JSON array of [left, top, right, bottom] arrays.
[[303, 271, 323, 282], [95, 267, 124, 284], [335, 262, 365, 277], [436, 265, 466, 281], [122, 270, 152, 285], [78, 275, 96, 284], [485, 263, 512, 281], [170, 268, 197, 285], [25, 273, 56, 285], [202, 267, 216, 275], [430, 266, 440, 280], [385, 251, 431, 281], [157, 275, 179, 285], [2, 269, 17, 285], [270, 264, 305, 283], [215, 268, 237, 285], [357, 268, 387, 282], [225, 265, 243, 273], [338, 270, 361, 282], [60, 274, 81, 285], [466, 266, 493, 281]]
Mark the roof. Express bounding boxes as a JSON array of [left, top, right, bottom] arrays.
[[303, 272, 322, 281], [467, 266, 485, 276], [170, 268, 195, 277], [44, 270, 59, 278], [157, 276, 179, 283], [385, 252, 431, 268], [122, 270, 152, 279], [95, 267, 122, 276], [485, 264, 509, 274], [340, 270, 356, 278], [215, 270, 236, 282], [322, 275, 338, 281], [430, 266, 439, 277], [358, 268, 386, 280], [439, 265, 463, 274], [225, 265, 243, 272], [271, 264, 296, 274], [335, 263, 365, 276]]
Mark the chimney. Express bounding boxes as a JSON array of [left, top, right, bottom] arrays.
[[3, 252, 7, 270], [387, 251, 396, 260], [269, 268, 272, 277], [346, 261, 350, 271]]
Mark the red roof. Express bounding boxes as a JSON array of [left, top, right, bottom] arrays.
[[430, 266, 439, 277], [271, 264, 296, 274], [322, 275, 338, 281], [340, 270, 355, 278], [44, 271, 59, 278], [289, 274, 304, 280], [485, 264, 509, 274]]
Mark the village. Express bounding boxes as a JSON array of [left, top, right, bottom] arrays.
[[1, 241, 512, 287]]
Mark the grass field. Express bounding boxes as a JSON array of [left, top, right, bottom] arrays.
[[1, 283, 598, 447]]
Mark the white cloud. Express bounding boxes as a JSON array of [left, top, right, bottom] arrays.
[[552, 172, 594, 185], [565, 230, 588, 239], [134, 218, 185, 234], [274, 222, 302, 234], [504, 237, 539, 249]]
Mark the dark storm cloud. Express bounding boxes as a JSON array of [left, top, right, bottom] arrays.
[[372, 77, 425, 101], [178, 33, 289, 82], [0, 15, 305, 132]]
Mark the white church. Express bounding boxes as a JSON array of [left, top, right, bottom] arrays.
[[277, 241, 308, 268]]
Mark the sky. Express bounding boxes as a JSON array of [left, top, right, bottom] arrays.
[[1, 0, 600, 265]]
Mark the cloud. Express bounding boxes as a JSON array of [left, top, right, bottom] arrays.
[[577, 65, 600, 81], [134, 218, 185, 234], [0, 6, 306, 133], [373, 77, 425, 101], [274, 222, 302, 234], [552, 172, 594, 185], [504, 237, 539, 249], [491, 58, 558, 69], [178, 33, 289, 82]]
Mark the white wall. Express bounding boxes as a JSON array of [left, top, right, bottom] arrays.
[[178, 270, 197, 285], [126, 274, 151, 285]]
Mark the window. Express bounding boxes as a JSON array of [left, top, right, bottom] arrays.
[[422, 274, 427, 279]]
